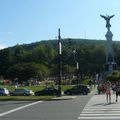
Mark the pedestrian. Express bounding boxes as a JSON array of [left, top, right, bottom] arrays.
[[105, 81, 111, 103], [115, 81, 120, 102], [111, 83, 116, 94], [97, 84, 101, 94], [15, 85, 18, 90]]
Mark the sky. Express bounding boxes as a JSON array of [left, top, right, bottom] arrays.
[[0, 0, 120, 49]]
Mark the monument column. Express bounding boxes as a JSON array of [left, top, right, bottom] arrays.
[[105, 30, 113, 62], [100, 14, 116, 74]]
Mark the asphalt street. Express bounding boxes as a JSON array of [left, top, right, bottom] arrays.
[[0, 95, 92, 120]]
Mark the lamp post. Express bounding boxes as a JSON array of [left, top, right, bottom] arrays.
[[58, 28, 62, 96], [73, 49, 79, 85], [76, 62, 79, 85]]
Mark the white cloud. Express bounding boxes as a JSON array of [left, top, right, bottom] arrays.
[[0, 44, 7, 49]]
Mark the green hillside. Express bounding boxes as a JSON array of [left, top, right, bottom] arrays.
[[0, 38, 120, 83]]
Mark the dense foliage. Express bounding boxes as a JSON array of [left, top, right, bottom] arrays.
[[0, 38, 120, 83], [106, 71, 120, 82]]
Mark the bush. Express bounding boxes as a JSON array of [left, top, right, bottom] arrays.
[[82, 79, 91, 85], [106, 70, 120, 82]]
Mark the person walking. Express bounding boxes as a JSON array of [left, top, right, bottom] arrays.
[[115, 81, 120, 102], [105, 81, 111, 103], [111, 83, 116, 94]]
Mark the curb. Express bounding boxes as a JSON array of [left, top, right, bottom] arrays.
[[52, 96, 77, 100]]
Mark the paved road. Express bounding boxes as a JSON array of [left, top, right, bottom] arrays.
[[0, 95, 92, 120], [0, 101, 33, 114]]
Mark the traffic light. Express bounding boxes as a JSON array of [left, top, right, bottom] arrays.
[[68, 38, 72, 47]]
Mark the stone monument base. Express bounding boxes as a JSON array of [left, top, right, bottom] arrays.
[[104, 62, 117, 74]]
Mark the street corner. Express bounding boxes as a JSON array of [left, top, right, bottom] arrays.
[[52, 95, 77, 100]]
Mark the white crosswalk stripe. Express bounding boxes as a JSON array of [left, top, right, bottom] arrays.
[[78, 94, 120, 119]]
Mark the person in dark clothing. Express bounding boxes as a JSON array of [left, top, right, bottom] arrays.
[[115, 81, 120, 102]]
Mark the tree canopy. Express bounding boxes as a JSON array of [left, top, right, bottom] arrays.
[[0, 38, 120, 83]]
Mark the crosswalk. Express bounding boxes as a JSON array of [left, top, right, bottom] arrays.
[[78, 94, 120, 119]]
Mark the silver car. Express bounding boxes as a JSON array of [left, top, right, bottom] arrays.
[[10, 88, 34, 96]]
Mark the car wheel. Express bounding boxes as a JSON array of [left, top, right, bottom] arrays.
[[23, 93, 27, 96], [66, 91, 71, 95], [35, 92, 40, 96], [10, 93, 13, 96], [83, 91, 87, 95], [0, 93, 3, 96]]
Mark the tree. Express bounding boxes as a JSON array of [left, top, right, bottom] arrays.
[[0, 38, 120, 80], [0, 48, 11, 76], [6, 62, 49, 83], [106, 71, 120, 82]]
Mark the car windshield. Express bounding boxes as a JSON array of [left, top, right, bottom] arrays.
[[15, 89, 29, 91]]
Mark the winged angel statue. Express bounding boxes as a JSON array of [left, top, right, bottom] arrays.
[[100, 14, 115, 30]]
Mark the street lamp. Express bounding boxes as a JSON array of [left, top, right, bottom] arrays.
[[73, 49, 79, 85], [76, 62, 79, 85], [58, 28, 62, 96]]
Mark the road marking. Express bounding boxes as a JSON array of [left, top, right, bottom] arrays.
[[82, 111, 120, 113], [0, 101, 43, 117], [78, 116, 120, 119], [85, 106, 120, 109], [80, 113, 120, 116], [78, 95, 120, 119], [84, 108, 120, 110]]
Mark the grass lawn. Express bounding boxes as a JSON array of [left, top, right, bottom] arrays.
[[0, 96, 54, 101], [0, 85, 46, 92]]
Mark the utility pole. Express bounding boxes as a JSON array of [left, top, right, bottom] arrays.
[[58, 28, 62, 96], [73, 49, 79, 85]]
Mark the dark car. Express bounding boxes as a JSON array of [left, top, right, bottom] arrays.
[[64, 85, 90, 95], [10, 88, 34, 96], [35, 87, 59, 96]]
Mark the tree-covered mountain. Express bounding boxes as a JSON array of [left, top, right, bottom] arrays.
[[0, 38, 120, 83]]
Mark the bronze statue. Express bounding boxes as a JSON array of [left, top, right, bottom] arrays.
[[100, 14, 115, 30]]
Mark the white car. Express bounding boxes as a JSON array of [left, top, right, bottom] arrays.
[[0, 88, 9, 96], [29, 90, 34, 95]]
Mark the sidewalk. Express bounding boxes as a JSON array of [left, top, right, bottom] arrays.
[[89, 85, 98, 95]]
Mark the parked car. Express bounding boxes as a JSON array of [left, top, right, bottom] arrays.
[[64, 85, 90, 95], [10, 88, 34, 96], [35, 87, 59, 96], [0, 88, 9, 96]]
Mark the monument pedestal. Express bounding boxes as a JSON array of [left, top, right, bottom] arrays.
[[105, 30, 117, 74], [105, 62, 117, 74]]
